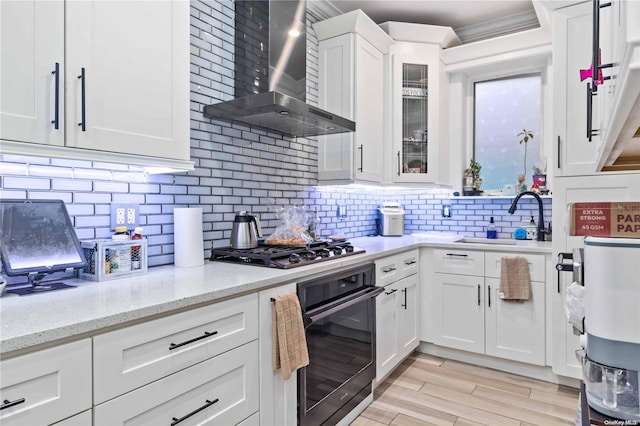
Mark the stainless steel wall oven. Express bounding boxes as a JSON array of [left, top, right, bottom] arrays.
[[297, 263, 382, 426]]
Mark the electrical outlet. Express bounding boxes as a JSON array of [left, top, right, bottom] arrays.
[[110, 203, 139, 230]]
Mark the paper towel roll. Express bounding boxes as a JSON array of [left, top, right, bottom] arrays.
[[174, 208, 205, 268]]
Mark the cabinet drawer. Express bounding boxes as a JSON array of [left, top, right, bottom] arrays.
[[0, 339, 92, 426], [433, 249, 484, 276], [484, 252, 545, 282], [94, 340, 259, 426], [93, 293, 258, 404], [375, 249, 419, 286]]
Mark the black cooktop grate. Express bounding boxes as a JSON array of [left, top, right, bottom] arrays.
[[210, 241, 364, 269]]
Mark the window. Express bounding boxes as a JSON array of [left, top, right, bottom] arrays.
[[474, 74, 541, 190]]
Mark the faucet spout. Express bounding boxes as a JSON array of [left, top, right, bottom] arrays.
[[508, 191, 546, 241]]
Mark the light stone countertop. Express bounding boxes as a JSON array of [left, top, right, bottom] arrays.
[[0, 235, 551, 356]]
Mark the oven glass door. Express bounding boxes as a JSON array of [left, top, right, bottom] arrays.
[[299, 286, 380, 425]]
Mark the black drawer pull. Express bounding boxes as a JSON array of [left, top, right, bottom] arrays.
[[385, 288, 397, 295], [402, 288, 407, 309], [488, 285, 491, 307], [1, 398, 26, 410], [382, 266, 396, 273], [404, 260, 416, 265], [171, 398, 219, 425], [446, 253, 468, 257], [477, 284, 481, 306], [169, 331, 218, 350]]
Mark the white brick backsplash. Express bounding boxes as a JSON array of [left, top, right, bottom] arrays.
[[4, 177, 50, 190]]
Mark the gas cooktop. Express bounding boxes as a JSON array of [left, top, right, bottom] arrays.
[[210, 241, 365, 269]]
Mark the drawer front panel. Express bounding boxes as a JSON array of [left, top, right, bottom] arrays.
[[397, 249, 419, 277], [94, 341, 259, 426], [376, 249, 419, 286], [94, 293, 258, 404], [433, 249, 484, 276], [0, 340, 92, 426], [484, 252, 545, 282]]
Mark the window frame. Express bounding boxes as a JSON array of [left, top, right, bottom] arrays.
[[461, 62, 549, 192]]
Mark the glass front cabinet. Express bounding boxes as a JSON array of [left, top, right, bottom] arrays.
[[391, 42, 440, 183]]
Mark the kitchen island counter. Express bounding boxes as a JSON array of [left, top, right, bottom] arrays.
[[0, 236, 551, 356]]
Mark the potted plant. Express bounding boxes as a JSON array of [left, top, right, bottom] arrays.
[[517, 129, 534, 176], [532, 165, 547, 192], [464, 159, 482, 193]]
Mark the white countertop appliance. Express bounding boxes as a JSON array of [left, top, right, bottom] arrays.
[[377, 202, 405, 236], [579, 237, 640, 421]]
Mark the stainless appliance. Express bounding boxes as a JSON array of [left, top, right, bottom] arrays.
[[203, 1, 355, 137], [558, 238, 640, 421], [377, 202, 405, 236], [229, 211, 262, 249], [296, 263, 383, 426], [211, 240, 364, 269]]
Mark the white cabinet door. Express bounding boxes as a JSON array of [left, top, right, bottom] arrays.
[[0, 340, 92, 426], [551, 174, 640, 378], [391, 42, 440, 184], [397, 274, 420, 359], [485, 278, 546, 365], [553, 2, 600, 176], [258, 283, 298, 426], [64, 0, 189, 161], [317, 33, 386, 184], [0, 0, 64, 146], [433, 273, 485, 354], [94, 341, 259, 426], [376, 281, 400, 381]]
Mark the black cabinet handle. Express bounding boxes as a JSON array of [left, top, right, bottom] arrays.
[[556, 252, 575, 294], [51, 62, 59, 129], [385, 288, 397, 295], [1, 398, 26, 411], [586, 83, 600, 141], [357, 144, 363, 172], [557, 136, 561, 169], [404, 259, 416, 265], [382, 266, 396, 273], [477, 284, 481, 306], [488, 285, 491, 307], [446, 253, 468, 257], [402, 287, 407, 309], [171, 398, 219, 426], [78, 67, 86, 131], [169, 331, 218, 351], [397, 151, 401, 176]]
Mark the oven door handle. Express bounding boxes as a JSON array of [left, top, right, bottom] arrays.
[[303, 286, 384, 328]]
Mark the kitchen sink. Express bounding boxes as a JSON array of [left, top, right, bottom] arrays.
[[456, 237, 517, 245]]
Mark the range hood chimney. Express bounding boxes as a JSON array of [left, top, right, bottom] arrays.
[[203, 0, 355, 138]]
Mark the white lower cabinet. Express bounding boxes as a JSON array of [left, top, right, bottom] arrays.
[[432, 249, 546, 366], [94, 340, 259, 425], [258, 283, 298, 426], [0, 339, 92, 426], [375, 250, 420, 382], [52, 410, 92, 426]]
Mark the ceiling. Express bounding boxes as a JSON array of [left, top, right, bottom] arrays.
[[325, 0, 539, 43]]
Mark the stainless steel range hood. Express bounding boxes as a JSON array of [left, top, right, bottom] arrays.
[[203, 0, 355, 137]]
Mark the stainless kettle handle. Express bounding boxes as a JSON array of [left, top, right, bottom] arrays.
[[249, 214, 262, 238]]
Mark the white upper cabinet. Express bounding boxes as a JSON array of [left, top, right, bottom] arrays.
[[553, 2, 601, 176], [315, 10, 393, 184], [0, 1, 64, 147], [389, 41, 441, 184], [0, 0, 192, 170]]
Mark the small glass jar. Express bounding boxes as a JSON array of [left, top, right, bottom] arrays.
[[112, 226, 129, 240]]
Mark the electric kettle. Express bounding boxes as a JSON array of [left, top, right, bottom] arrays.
[[230, 211, 262, 249]]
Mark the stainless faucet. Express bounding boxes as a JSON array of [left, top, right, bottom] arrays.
[[508, 191, 547, 241]]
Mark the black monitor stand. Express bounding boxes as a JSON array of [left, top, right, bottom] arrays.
[[6, 272, 76, 296]]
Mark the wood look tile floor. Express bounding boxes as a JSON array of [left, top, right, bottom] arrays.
[[350, 353, 580, 426]]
